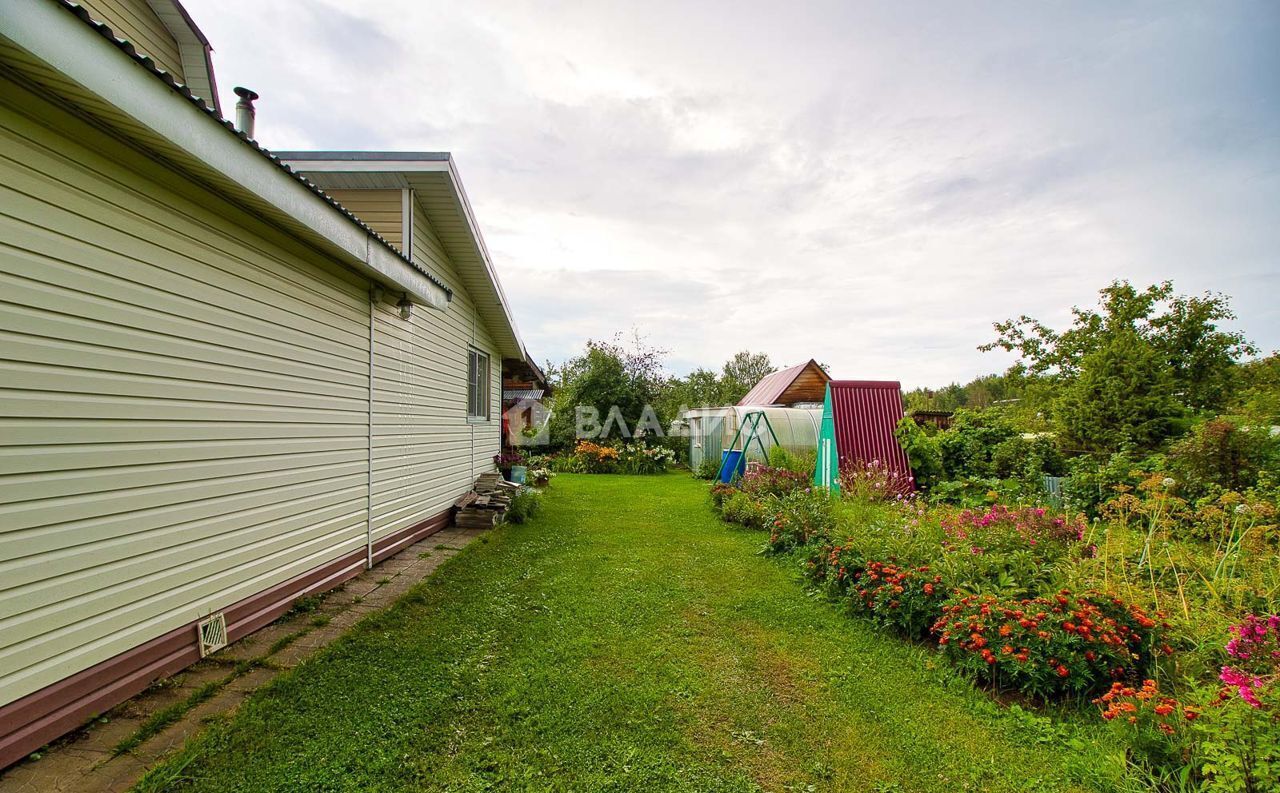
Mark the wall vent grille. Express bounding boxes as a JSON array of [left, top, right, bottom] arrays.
[[197, 612, 228, 657]]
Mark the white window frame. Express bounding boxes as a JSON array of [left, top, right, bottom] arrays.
[[467, 348, 490, 421]]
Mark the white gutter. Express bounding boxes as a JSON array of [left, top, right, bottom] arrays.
[[0, 0, 448, 310]]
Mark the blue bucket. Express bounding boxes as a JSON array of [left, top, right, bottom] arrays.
[[718, 449, 743, 483]]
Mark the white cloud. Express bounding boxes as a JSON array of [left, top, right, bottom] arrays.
[[185, 0, 1280, 387]]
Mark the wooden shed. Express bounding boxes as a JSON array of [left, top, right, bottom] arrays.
[[738, 359, 830, 407]]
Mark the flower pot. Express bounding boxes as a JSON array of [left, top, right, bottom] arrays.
[[500, 467, 512, 481], [510, 465, 527, 484]]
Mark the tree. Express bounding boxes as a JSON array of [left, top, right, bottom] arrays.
[[658, 368, 728, 416], [903, 372, 1029, 413], [1151, 293, 1258, 410], [1229, 353, 1280, 422], [719, 351, 775, 403], [981, 280, 1254, 411], [546, 334, 669, 447], [1052, 329, 1180, 452]]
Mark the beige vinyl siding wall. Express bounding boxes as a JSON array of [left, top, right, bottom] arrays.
[[326, 189, 404, 253], [75, 0, 185, 81], [0, 74, 372, 706], [369, 202, 500, 542]]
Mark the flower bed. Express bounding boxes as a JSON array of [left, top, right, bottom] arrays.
[[707, 461, 1280, 789], [934, 590, 1166, 699], [550, 440, 675, 474]]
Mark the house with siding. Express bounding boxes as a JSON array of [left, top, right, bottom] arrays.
[[0, 0, 537, 767]]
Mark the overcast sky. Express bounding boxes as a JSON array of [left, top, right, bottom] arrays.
[[184, 0, 1278, 387]]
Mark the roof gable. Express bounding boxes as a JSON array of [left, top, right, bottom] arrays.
[[738, 359, 830, 406], [276, 152, 527, 361], [145, 0, 220, 115]]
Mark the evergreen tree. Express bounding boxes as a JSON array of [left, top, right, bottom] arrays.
[[1052, 329, 1180, 452]]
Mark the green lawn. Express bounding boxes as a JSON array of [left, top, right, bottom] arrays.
[[138, 473, 1125, 792]]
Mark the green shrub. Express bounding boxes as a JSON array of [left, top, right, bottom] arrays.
[[694, 457, 721, 480], [895, 417, 944, 489], [803, 540, 862, 598], [927, 476, 1001, 508], [504, 488, 542, 524], [766, 446, 816, 476], [830, 500, 945, 567], [1061, 451, 1167, 517], [1169, 418, 1279, 501], [766, 489, 835, 553], [720, 491, 773, 530], [936, 409, 1021, 481], [991, 434, 1066, 479], [1196, 681, 1280, 792]]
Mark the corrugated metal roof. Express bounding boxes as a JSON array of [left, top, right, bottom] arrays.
[[51, 0, 452, 299], [829, 380, 913, 485], [738, 359, 829, 406], [503, 388, 544, 401]]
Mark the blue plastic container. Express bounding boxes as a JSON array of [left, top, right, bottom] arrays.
[[718, 449, 743, 483]]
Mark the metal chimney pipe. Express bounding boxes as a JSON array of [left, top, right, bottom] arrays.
[[233, 86, 258, 138]]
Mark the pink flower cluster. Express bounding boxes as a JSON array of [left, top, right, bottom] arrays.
[[941, 504, 1086, 557], [1220, 613, 1280, 708], [838, 459, 914, 500]]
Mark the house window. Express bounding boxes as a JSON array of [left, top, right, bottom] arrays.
[[467, 348, 490, 420]]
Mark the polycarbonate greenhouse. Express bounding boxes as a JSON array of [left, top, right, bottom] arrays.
[[683, 406, 823, 471]]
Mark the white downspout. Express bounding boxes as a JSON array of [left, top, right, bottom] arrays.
[[366, 285, 382, 569]]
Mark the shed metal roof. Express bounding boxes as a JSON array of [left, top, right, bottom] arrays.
[[738, 359, 830, 406], [829, 380, 913, 485]]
